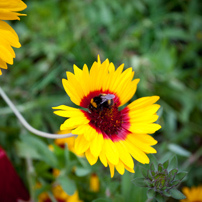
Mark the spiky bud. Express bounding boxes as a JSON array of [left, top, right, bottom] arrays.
[[132, 155, 187, 202]]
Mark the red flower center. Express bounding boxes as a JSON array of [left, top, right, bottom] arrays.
[[87, 94, 130, 142]]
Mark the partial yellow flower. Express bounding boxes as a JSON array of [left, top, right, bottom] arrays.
[[38, 185, 83, 202], [0, 0, 27, 75], [55, 130, 84, 157], [181, 186, 202, 202], [53, 56, 161, 177], [90, 173, 100, 192]]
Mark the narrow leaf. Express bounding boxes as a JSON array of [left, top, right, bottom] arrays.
[[163, 160, 169, 169], [57, 176, 76, 195], [156, 193, 165, 202], [168, 155, 178, 170], [131, 178, 147, 187], [169, 189, 186, 199], [147, 189, 155, 199], [140, 166, 148, 178], [175, 171, 188, 181]]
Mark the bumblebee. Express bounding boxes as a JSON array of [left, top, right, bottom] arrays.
[[89, 94, 115, 110]]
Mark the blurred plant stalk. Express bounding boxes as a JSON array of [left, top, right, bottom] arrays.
[[0, 87, 74, 139]]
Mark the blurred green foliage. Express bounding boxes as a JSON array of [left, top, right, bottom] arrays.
[[0, 0, 202, 201]]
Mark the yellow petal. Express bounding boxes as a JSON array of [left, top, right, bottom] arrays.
[[108, 62, 115, 73], [108, 161, 115, 178], [62, 79, 81, 105], [130, 115, 159, 124], [115, 141, 134, 169], [127, 135, 157, 154], [0, 0, 27, 20], [60, 116, 89, 130], [66, 71, 85, 99], [124, 165, 135, 173], [53, 106, 85, 118], [80, 64, 90, 96], [0, 42, 15, 64], [74, 135, 90, 154], [85, 149, 98, 165], [119, 79, 140, 106], [73, 64, 82, 80], [90, 174, 100, 192], [123, 140, 150, 164], [129, 123, 161, 134], [128, 96, 160, 110], [95, 59, 109, 91], [83, 125, 96, 141], [129, 104, 161, 118], [0, 57, 7, 69], [90, 132, 104, 157], [134, 133, 157, 145], [104, 139, 119, 165], [97, 55, 101, 64], [71, 124, 86, 135], [115, 161, 125, 175], [99, 148, 108, 167]]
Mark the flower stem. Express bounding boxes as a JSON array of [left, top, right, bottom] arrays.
[[0, 87, 74, 139]]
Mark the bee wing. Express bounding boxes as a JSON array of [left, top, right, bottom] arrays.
[[100, 94, 115, 104]]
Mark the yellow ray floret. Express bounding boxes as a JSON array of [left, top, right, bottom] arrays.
[[0, 0, 27, 20], [181, 186, 202, 202], [61, 57, 140, 107], [0, 0, 26, 75]]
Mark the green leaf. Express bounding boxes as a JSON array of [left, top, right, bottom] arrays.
[[131, 178, 147, 187], [168, 144, 191, 157], [151, 170, 156, 177], [158, 164, 163, 172], [113, 195, 125, 202], [147, 170, 153, 180], [171, 180, 180, 186], [147, 189, 155, 199], [75, 167, 91, 177], [57, 176, 76, 195], [150, 163, 155, 172], [149, 154, 158, 170], [156, 193, 165, 202], [92, 198, 112, 202], [168, 155, 178, 170], [163, 160, 169, 170], [21, 135, 58, 167], [162, 190, 171, 197], [169, 189, 186, 199], [140, 166, 148, 178], [145, 179, 151, 187], [175, 171, 188, 181], [170, 168, 178, 175], [168, 168, 178, 182], [15, 141, 41, 159], [121, 170, 131, 201]]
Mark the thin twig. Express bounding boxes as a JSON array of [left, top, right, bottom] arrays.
[[0, 87, 75, 139]]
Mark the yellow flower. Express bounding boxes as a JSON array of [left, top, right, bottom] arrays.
[[0, 0, 27, 75], [53, 56, 161, 177], [38, 185, 83, 202], [55, 130, 84, 157], [181, 186, 202, 202], [90, 173, 100, 192]]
